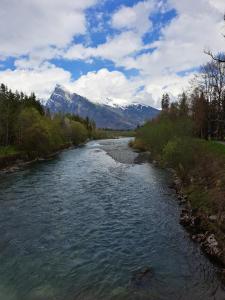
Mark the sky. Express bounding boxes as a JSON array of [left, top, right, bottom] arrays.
[[0, 0, 224, 108]]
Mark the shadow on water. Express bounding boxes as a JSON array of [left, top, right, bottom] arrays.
[[0, 138, 224, 300]]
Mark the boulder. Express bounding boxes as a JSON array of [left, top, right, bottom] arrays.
[[208, 215, 217, 222], [130, 266, 154, 289], [180, 210, 191, 226], [201, 234, 222, 258], [191, 233, 206, 243]]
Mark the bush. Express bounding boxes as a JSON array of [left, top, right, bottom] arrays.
[[70, 121, 88, 145], [136, 116, 194, 157], [21, 123, 51, 157], [162, 138, 197, 180]]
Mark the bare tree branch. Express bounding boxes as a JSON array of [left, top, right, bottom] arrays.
[[204, 50, 225, 63]]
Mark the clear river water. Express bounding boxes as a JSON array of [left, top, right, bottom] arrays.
[[0, 138, 224, 300]]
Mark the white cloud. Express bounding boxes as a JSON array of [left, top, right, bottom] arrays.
[[0, 0, 98, 57], [14, 47, 63, 69], [65, 31, 145, 63], [208, 0, 225, 11], [64, 0, 159, 64], [71, 68, 193, 108], [0, 64, 72, 99], [111, 0, 156, 35], [0, 64, 194, 108], [72, 68, 147, 106], [144, 73, 194, 103], [65, 0, 225, 82], [121, 0, 224, 74]]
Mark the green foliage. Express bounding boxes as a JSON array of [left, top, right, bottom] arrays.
[[178, 92, 189, 117], [65, 114, 96, 137], [136, 115, 193, 157], [162, 138, 198, 180], [0, 146, 19, 157], [204, 141, 225, 158], [187, 186, 213, 213], [70, 121, 88, 145], [0, 83, 44, 146], [17, 107, 62, 156]]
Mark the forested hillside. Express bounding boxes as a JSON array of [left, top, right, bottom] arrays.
[[0, 83, 95, 160]]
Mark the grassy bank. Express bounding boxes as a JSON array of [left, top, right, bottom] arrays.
[[131, 115, 225, 270]]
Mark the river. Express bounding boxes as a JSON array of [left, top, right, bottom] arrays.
[[0, 138, 224, 300]]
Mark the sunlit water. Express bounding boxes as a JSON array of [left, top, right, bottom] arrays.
[[0, 138, 224, 300]]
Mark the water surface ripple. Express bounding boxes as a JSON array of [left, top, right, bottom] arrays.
[[0, 138, 224, 300]]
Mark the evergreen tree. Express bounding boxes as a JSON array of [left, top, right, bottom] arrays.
[[161, 93, 170, 111], [178, 92, 189, 117]]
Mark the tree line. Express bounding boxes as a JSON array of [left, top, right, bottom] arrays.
[[132, 53, 225, 215], [0, 83, 96, 157], [160, 52, 225, 140], [160, 13, 225, 141]]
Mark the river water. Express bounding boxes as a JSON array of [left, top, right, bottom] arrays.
[[0, 138, 224, 300]]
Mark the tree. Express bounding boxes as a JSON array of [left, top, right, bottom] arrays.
[[70, 121, 88, 145], [191, 90, 208, 139], [178, 92, 189, 117], [204, 14, 225, 63], [169, 102, 179, 120], [18, 108, 51, 156], [161, 93, 170, 111], [197, 56, 225, 139]]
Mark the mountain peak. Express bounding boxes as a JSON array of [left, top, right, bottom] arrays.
[[46, 87, 160, 129], [51, 84, 72, 102]]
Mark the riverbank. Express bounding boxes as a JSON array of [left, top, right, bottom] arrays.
[[131, 132, 225, 282], [0, 143, 73, 172]]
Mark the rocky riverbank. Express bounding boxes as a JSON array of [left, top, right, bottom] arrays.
[[170, 173, 225, 283]]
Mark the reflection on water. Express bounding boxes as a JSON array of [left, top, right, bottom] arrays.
[[0, 138, 224, 300]]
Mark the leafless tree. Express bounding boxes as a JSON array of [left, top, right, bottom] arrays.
[[204, 14, 225, 63]]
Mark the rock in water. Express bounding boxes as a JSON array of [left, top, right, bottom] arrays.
[[130, 266, 154, 289]]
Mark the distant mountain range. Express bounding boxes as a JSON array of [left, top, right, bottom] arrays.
[[46, 85, 160, 130]]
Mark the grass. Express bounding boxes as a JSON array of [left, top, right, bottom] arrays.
[[206, 140, 225, 158], [185, 185, 213, 212], [0, 146, 20, 158]]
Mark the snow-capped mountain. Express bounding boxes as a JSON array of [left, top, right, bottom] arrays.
[[46, 85, 160, 130]]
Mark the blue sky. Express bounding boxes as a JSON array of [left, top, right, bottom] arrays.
[[0, 0, 224, 107]]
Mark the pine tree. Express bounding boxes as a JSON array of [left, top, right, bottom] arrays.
[[161, 93, 170, 111]]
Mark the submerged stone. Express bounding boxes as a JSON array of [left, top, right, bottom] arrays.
[[130, 266, 154, 289]]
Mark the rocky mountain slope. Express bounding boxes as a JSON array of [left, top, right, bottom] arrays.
[[46, 85, 160, 129]]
